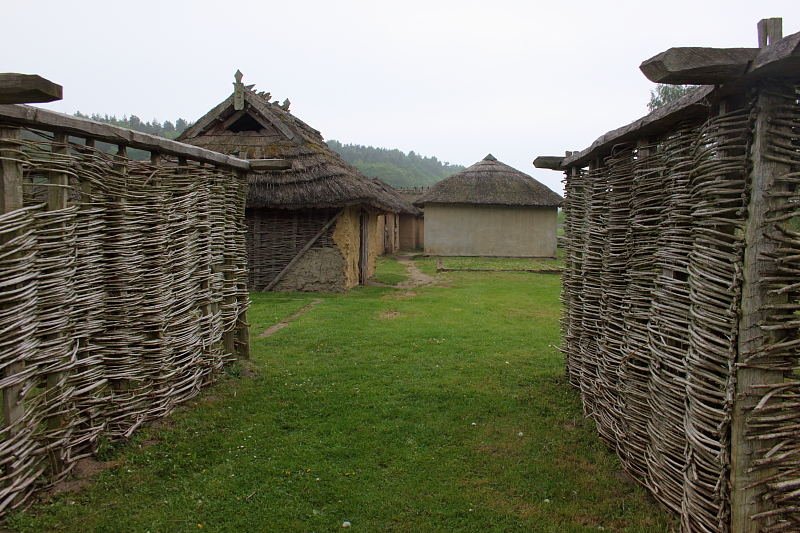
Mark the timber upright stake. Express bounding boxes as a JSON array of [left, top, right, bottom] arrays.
[[44, 132, 70, 475], [234, 169, 250, 359], [730, 81, 788, 532], [0, 126, 25, 505]]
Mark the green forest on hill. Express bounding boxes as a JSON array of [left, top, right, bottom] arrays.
[[71, 113, 461, 187], [74, 112, 193, 139], [327, 140, 464, 188]]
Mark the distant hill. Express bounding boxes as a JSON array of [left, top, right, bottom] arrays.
[[327, 140, 464, 188], [69, 114, 459, 186]]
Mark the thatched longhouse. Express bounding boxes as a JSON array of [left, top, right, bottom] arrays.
[[178, 72, 409, 292], [415, 154, 563, 257]]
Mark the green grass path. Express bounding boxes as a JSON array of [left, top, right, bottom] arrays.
[[8, 258, 675, 532]]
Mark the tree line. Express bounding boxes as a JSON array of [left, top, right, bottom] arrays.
[[70, 112, 462, 185], [327, 140, 464, 188], [74, 112, 193, 140]]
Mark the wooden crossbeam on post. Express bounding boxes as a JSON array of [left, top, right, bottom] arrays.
[[0, 74, 62, 105]]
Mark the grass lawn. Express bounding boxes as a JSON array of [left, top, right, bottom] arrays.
[[7, 257, 675, 532]]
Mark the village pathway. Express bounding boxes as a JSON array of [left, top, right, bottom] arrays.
[[391, 252, 436, 288], [259, 253, 434, 338]]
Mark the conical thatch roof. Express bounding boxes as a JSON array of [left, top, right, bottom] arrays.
[[414, 154, 563, 207], [177, 74, 406, 213]]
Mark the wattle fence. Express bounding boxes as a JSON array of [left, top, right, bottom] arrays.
[[536, 22, 800, 533], [0, 103, 256, 514]]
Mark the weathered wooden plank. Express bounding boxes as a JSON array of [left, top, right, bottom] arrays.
[[0, 126, 26, 505], [0, 127, 23, 213], [746, 31, 800, 79], [758, 18, 783, 48], [178, 96, 234, 140], [0, 74, 62, 104], [249, 159, 292, 171], [640, 47, 758, 84], [0, 104, 251, 170], [45, 132, 70, 476], [730, 84, 788, 533], [532, 156, 565, 170], [561, 85, 714, 169]]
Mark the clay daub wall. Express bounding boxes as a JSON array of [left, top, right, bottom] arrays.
[[246, 207, 346, 293]]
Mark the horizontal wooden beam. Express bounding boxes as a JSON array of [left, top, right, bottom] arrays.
[[0, 104, 252, 169], [641, 28, 800, 85], [559, 85, 714, 169], [249, 158, 292, 171], [0, 74, 63, 104], [746, 31, 800, 78], [532, 156, 565, 170], [640, 47, 759, 84]]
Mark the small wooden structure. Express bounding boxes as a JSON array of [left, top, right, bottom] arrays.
[[415, 154, 563, 257], [0, 74, 269, 515], [535, 19, 800, 533], [178, 72, 409, 292], [371, 179, 421, 254], [396, 186, 427, 250]]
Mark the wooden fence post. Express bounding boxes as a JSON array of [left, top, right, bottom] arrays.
[[111, 145, 130, 393], [234, 169, 250, 359], [44, 131, 69, 475], [0, 126, 25, 502], [730, 82, 788, 532]]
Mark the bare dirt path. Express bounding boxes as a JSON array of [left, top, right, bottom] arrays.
[[392, 252, 436, 288], [258, 298, 325, 338], [259, 254, 435, 337]]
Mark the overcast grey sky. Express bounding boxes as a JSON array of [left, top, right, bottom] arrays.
[[4, 1, 798, 193]]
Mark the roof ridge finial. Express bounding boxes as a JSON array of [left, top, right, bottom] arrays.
[[233, 70, 245, 111], [484, 153, 497, 161]]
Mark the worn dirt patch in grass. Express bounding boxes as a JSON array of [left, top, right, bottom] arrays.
[[381, 291, 419, 300], [258, 298, 325, 338], [47, 458, 117, 497], [378, 309, 406, 320]]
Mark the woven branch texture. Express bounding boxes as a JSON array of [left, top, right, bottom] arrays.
[[561, 82, 800, 532], [0, 128, 249, 514], [245, 207, 339, 291]]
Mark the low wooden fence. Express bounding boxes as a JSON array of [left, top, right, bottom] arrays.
[[536, 21, 800, 533], [0, 102, 257, 514]]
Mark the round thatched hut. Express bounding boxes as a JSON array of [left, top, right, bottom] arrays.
[[414, 154, 563, 257], [178, 72, 412, 292]]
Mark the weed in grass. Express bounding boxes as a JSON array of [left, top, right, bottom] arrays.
[[8, 257, 676, 533]]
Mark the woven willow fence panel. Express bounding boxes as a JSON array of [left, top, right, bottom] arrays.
[[245, 207, 338, 291], [0, 128, 249, 513], [561, 82, 800, 532]]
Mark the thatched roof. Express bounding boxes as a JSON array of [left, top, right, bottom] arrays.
[[372, 180, 422, 216], [177, 75, 406, 213], [395, 187, 430, 207], [414, 154, 563, 207]]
